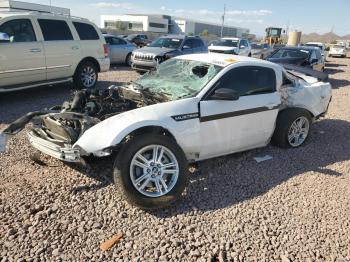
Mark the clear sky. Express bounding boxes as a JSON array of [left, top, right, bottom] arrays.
[[25, 0, 350, 36]]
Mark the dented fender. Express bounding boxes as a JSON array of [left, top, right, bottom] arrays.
[[73, 97, 201, 157]]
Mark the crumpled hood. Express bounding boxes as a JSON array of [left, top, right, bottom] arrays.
[[133, 46, 178, 57]]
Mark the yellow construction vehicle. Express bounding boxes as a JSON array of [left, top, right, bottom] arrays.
[[265, 27, 284, 46]]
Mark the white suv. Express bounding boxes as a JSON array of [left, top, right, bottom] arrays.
[[0, 8, 110, 92], [209, 38, 252, 56]]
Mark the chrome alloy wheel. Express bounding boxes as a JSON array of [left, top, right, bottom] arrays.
[[81, 66, 97, 88], [130, 145, 179, 198], [288, 116, 310, 147]]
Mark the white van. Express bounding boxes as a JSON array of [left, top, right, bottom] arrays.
[[0, 1, 110, 92]]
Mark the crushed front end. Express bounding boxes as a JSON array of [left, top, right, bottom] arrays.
[[1, 86, 167, 162]]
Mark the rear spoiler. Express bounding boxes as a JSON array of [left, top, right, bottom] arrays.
[[280, 64, 329, 82]]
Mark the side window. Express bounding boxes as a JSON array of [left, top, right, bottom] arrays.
[[73, 22, 99, 40], [316, 50, 322, 60], [0, 19, 36, 43], [310, 50, 317, 61], [111, 37, 126, 45], [212, 66, 276, 97], [38, 19, 73, 41], [105, 37, 112, 45], [193, 39, 203, 48], [183, 39, 194, 48]]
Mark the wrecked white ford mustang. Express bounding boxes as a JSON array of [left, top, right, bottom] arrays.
[[1, 54, 332, 209]]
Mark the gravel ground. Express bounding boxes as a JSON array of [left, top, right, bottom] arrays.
[[1, 57, 350, 261]]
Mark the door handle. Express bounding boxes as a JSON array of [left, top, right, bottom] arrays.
[[30, 48, 41, 53], [72, 46, 79, 50]]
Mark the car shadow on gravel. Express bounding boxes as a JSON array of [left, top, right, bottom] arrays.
[[328, 78, 350, 89], [67, 156, 115, 193], [59, 119, 350, 216], [325, 63, 347, 67], [148, 119, 350, 217], [324, 68, 345, 75]]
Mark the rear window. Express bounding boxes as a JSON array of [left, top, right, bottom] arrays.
[[73, 22, 99, 40], [271, 49, 309, 59], [38, 19, 73, 41], [212, 39, 238, 47]]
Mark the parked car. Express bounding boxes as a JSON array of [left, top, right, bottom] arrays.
[[266, 46, 325, 71], [131, 35, 207, 72], [104, 34, 136, 65], [250, 43, 273, 59], [126, 34, 150, 48], [2, 54, 332, 209], [305, 42, 327, 61], [272, 44, 286, 50], [0, 9, 110, 92], [208, 38, 251, 56], [329, 44, 347, 58]]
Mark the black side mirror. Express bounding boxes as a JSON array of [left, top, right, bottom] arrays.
[[211, 88, 240, 101]]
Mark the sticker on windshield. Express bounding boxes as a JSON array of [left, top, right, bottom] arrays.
[[172, 39, 180, 42]]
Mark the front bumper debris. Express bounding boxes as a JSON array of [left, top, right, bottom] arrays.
[[28, 131, 80, 162]]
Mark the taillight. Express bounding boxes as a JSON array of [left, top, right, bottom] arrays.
[[103, 44, 109, 57]]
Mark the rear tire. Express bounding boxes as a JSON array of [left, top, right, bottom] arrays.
[[113, 134, 188, 209], [272, 109, 312, 148], [73, 61, 98, 89]]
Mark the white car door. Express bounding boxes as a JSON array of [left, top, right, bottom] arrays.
[[37, 18, 82, 80], [0, 17, 45, 88], [199, 65, 281, 159]]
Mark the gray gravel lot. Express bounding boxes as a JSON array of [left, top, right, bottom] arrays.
[[1, 58, 350, 261]]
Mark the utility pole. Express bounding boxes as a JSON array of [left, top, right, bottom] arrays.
[[220, 4, 226, 38]]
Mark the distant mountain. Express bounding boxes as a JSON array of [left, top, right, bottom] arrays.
[[301, 32, 350, 43]]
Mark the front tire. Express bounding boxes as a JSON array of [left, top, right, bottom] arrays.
[[73, 61, 98, 89], [125, 53, 132, 66], [272, 109, 312, 148], [113, 134, 188, 209]]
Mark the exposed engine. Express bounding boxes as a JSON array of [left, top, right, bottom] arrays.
[[2, 85, 168, 146]]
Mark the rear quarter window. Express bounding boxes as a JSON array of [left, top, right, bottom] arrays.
[[38, 19, 73, 41], [73, 22, 99, 40]]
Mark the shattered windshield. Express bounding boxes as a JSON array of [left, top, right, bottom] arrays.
[[134, 59, 223, 101], [212, 39, 238, 47], [150, 37, 183, 48]]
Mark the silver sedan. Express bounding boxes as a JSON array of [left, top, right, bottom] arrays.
[[104, 34, 137, 65]]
